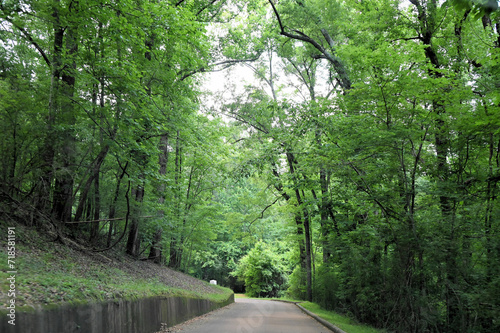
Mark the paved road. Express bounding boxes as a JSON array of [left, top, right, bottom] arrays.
[[173, 298, 332, 333]]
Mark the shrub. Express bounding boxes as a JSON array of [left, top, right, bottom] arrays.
[[232, 241, 287, 297]]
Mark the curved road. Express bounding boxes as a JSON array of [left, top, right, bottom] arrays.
[[171, 298, 332, 333]]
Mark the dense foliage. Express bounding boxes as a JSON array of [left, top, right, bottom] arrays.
[[1, 0, 500, 332], [232, 241, 288, 298]]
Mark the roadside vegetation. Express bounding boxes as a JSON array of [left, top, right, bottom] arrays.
[[0, 223, 232, 313], [299, 302, 385, 333], [1, 0, 499, 332], [235, 294, 384, 333]]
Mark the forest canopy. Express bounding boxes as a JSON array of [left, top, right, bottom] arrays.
[[1, 0, 499, 332]]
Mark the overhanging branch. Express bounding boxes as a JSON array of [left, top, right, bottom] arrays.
[[248, 196, 282, 226], [267, 0, 351, 91], [1, 16, 51, 68], [178, 57, 260, 81], [65, 215, 156, 224]]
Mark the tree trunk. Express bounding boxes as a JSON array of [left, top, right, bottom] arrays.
[[89, 169, 100, 244], [126, 184, 144, 257], [169, 131, 182, 268], [74, 146, 110, 222], [52, 10, 78, 225], [411, 0, 461, 329], [148, 228, 162, 263], [272, 168, 306, 266], [286, 151, 312, 301], [107, 161, 128, 247], [320, 167, 335, 264], [302, 190, 313, 302], [149, 134, 169, 263], [127, 28, 156, 258], [484, 115, 499, 284], [37, 1, 64, 217]]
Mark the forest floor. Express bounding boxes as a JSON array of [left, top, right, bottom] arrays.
[[0, 221, 232, 313]]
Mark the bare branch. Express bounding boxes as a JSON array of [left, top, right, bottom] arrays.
[[1, 16, 51, 68], [66, 215, 156, 224], [91, 181, 131, 252], [267, 0, 351, 91], [196, 0, 219, 17], [248, 196, 282, 226], [178, 57, 260, 81]]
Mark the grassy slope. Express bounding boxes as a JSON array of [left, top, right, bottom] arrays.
[[1, 222, 382, 333], [0, 222, 232, 313]]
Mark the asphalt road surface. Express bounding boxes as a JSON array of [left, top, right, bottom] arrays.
[[172, 298, 332, 333]]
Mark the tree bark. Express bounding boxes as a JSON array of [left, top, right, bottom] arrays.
[[37, 0, 64, 217], [272, 168, 306, 270], [411, 0, 461, 330], [126, 184, 144, 257], [169, 131, 183, 268], [286, 151, 312, 301], [148, 228, 162, 263], [73, 146, 110, 222], [148, 133, 169, 263], [319, 168, 334, 263], [89, 168, 100, 244], [107, 161, 128, 247], [52, 6, 78, 225]]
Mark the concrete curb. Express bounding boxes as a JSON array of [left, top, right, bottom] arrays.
[[269, 299, 347, 333], [295, 303, 347, 333]]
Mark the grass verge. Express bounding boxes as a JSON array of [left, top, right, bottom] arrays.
[[299, 302, 386, 333], [0, 222, 232, 313], [243, 295, 384, 333]]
